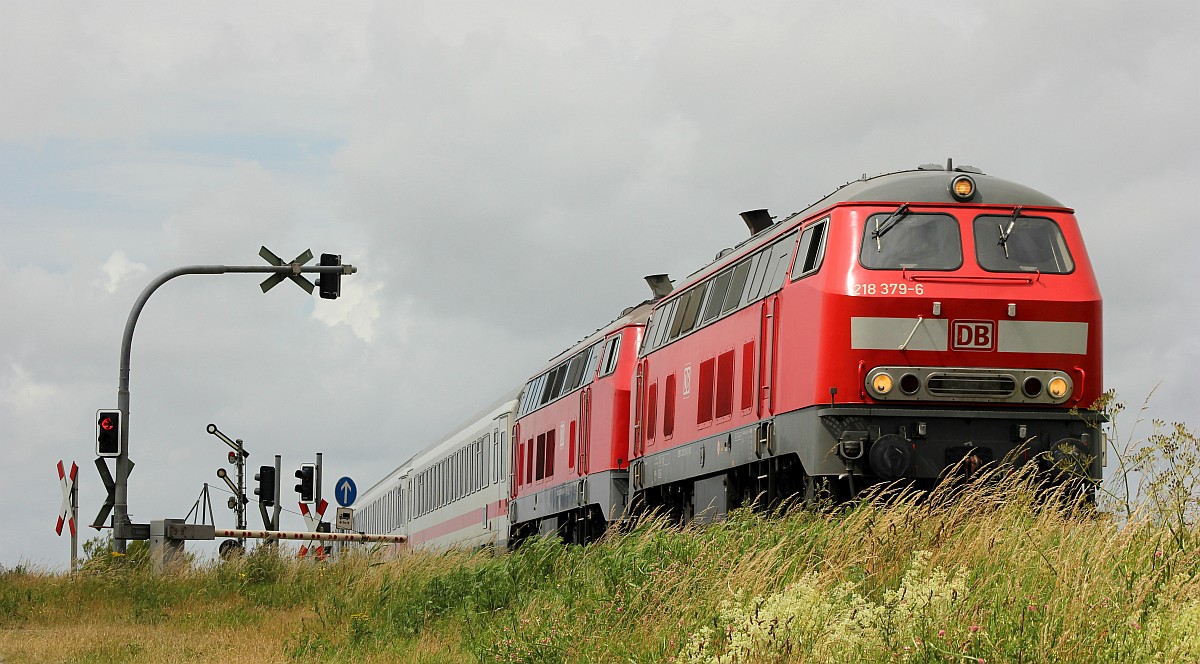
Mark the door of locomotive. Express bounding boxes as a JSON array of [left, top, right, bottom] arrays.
[[579, 386, 591, 475], [758, 293, 780, 418], [756, 231, 796, 418]]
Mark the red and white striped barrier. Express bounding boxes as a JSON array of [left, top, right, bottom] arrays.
[[213, 527, 406, 543]]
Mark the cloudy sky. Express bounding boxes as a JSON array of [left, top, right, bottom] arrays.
[[3, 1, 1197, 569]]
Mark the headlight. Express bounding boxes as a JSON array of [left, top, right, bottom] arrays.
[[950, 174, 976, 201], [871, 372, 894, 395], [1047, 376, 1070, 400], [1022, 376, 1043, 398]]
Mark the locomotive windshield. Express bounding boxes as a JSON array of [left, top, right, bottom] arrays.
[[860, 212, 962, 270], [973, 215, 1075, 274]]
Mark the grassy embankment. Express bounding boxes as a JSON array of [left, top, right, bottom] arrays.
[[2, 395, 1197, 663]]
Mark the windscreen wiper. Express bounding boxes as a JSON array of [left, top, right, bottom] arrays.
[[872, 203, 910, 251], [997, 206, 1022, 259]]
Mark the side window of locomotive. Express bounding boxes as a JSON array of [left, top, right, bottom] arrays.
[[643, 233, 797, 352], [701, 268, 734, 326], [973, 215, 1075, 274], [562, 349, 590, 394], [764, 231, 798, 293], [530, 375, 548, 412], [541, 364, 567, 404], [531, 345, 597, 409], [666, 291, 691, 340], [645, 298, 677, 353], [518, 381, 535, 416], [738, 233, 798, 304], [742, 250, 771, 303], [678, 281, 708, 336], [859, 212, 961, 270], [641, 311, 661, 354], [519, 374, 548, 417], [791, 218, 829, 281], [668, 284, 705, 341], [583, 341, 605, 385], [722, 259, 753, 315], [599, 335, 622, 377]]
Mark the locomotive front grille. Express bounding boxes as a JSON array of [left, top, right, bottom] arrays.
[[926, 372, 1016, 397], [865, 366, 1073, 404]]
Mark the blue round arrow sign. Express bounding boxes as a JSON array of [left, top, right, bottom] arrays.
[[334, 476, 357, 507]]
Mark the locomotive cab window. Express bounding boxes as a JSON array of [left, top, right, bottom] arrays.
[[973, 215, 1075, 274], [791, 218, 829, 280], [859, 212, 961, 270], [599, 335, 622, 377]]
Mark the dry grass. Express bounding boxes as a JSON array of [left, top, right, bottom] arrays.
[[2, 609, 311, 664], [3, 403, 1198, 663]]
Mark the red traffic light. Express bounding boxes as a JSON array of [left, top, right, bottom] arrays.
[[96, 409, 122, 458]]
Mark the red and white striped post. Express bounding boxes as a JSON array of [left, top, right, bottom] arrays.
[[56, 461, 79, 571], [298, 499, 329, 558]]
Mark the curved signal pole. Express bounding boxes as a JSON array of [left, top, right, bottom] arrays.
[[106, 250, 355, 553]]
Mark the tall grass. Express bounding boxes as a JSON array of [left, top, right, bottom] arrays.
[[2, 399, 1197, 663]]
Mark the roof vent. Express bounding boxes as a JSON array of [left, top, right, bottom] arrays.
[[740, 209, 774, 235], [918, 159, 983, 174], [644, 274, 674, 300]]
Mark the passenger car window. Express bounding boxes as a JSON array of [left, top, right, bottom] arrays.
[[973, 215, 1075, 274]]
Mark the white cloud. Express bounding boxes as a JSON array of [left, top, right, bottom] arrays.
[[96, 250, 148, 294], [1, 363, 59, 412], [311, 278, 387, 344]]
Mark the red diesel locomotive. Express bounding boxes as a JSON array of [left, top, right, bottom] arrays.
[[357, 161, 1103, 549]]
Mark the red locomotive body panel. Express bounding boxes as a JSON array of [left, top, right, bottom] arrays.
[[779, 204, 1103, 414], [630, 166, 1104, 514], [513, 324, 641, 495], [509, 308, 648, 542]]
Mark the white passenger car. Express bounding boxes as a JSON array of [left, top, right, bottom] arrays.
[[353, 390, 519, 551]]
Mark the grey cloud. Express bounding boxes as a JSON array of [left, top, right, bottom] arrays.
[[2, 1, 1197, 570]]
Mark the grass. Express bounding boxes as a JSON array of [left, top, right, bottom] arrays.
[[2, 397, 1197, 663]]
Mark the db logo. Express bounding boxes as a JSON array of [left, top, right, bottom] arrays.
[[952, 320, 995, 351]]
